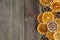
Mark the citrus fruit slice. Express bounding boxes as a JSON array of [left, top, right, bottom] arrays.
[[47, 21, 58, 32], [53, 0, 59, 2], [51, 11, 60, 18], [39, 0, 53, 6], [46, 31, 54, 40], [42, 12, 54, 24], [37, 23, 47, 35], [55, 18, 60, 31], [50, 2, 60, 12], [54, 31, 60, 40], [51, 11, 57, 19], [37, 13, 43, 23]]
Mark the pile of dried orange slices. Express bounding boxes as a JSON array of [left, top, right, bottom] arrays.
[[37, 0, 60, 40]]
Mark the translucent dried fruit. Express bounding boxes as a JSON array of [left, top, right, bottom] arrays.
[[46, 31, 54, 40], [47, 21, 58, 32], [39, 0, 52, 6], [37, 13, 43, 23], [53, 0, 59, 2], [55, 18, 60, 31], [42, 12, 54, 24], [50, 2, 60, 12], [54, 31, 60, 40], [37, 23, 47, 35], [51, 11, 57, 19]]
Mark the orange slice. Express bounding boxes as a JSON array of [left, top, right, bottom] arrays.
[[39, 0, 52, 6], [46, 31, 54, 40], [37, 13, 43, 23], [50, 2, 60, 12], [55, 18, 60, 31], [37, 23, 47, 35], [53, 0, 59, 2], [51, 11, 57, 19], [54, 31, 60, 40], [42, 12, 54, 24], [47, 21, 58, 32], [51, 11, 56, 15]]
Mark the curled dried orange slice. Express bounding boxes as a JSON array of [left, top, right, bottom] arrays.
[[50, 2, 60, 12], [46, 31, 54, 40], [37, 13, 43, 23], [42, 12, 54, 24], [39, 0, 52, 6], [47, 21, 58, 32], [54, 31, 60, 40], [37, 23, 47, 35], [55, 18, 60, 31]]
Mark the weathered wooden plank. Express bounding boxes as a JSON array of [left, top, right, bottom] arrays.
[[1, 0, 10, 40], [0, 0, 2, 40], [19, 0, 24, 40], [24, 0, 42, 40], [10, 0, 19, 40], [10, 0, 24, 40]]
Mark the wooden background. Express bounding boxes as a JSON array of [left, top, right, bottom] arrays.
[[0, 0, 24, 40], [0, 0, 42, 40], [24, 0, 43, 40]]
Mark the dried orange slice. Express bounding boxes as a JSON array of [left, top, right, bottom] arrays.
[[51, 11, 57, 19], [39, 0, 52, 6], [47, 21, 58, 32], [37, 23, 47, 35], [54, 31, 60, 40], [53, 0, 59, 2], [50, 2, 60, 12], [55, 18, 60, 31], [37, 13, 43, 23], [51, 11, 56, 15], [42, 12, 54, 24], [46, 31, 54, 40]]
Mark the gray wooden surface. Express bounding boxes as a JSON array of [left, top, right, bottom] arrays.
[[0, 0, 24, 40], [24, 0, 43, 40], [0, 0, 42, 40]]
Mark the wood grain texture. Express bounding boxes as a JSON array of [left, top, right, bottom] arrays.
[[0, 0, 43, 40], [0, 0, 24, 40], [10, 0, 24, 40], [24, 0, 42, 40], [1, 0, 10, 40]]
